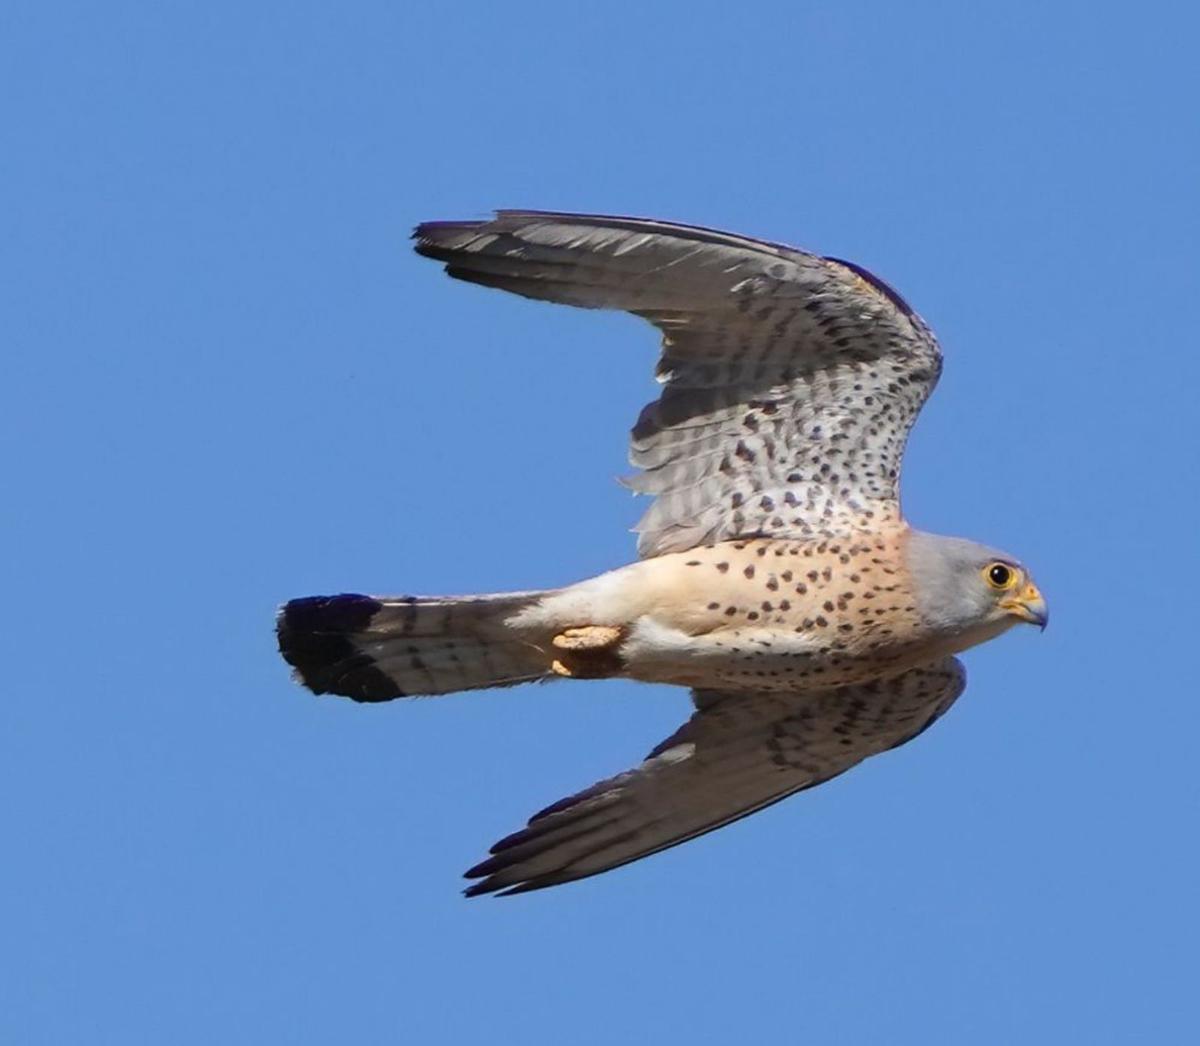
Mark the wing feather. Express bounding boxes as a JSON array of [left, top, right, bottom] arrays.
[[415, 211, 942, 557], [463, 658, 966, 896]]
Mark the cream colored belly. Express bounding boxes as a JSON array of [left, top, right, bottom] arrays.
[[616, 614, 925, 691], [516, 534, 933, 692]]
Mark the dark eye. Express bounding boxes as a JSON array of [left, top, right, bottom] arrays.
[[986, 563, 1014, 589]]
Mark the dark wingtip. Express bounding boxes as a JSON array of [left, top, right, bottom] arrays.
[[412, 218, 490, 259], [463, 872, 578, 898], [276, 594, 402, 703], [462, 873, 557, 899]]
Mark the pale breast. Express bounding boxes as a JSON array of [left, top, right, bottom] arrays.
[[621, 533, 932, 690]]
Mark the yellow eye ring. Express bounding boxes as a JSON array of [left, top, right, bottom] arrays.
[[984, 562, 1017, 590]]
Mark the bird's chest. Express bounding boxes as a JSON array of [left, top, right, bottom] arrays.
[[626, 537, 930, 691]]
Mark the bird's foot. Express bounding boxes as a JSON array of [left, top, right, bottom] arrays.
[[549, 625, 624, 678], [553, 625, 623, 652]]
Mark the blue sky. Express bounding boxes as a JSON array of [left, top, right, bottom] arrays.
[[4, 2, 1198, 1041]]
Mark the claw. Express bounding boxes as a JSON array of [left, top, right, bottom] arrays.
[[552, 625, 622, 652], [547, 625, 625, 680]]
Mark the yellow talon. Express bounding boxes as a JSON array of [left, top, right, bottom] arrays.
[[552, 625, 622, 652], [550, 659, 574, 678]]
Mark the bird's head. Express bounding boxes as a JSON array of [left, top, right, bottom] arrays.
[[907, 532, 1048, 645]]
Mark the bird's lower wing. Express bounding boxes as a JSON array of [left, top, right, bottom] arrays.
[[464, 658, 966, 896]]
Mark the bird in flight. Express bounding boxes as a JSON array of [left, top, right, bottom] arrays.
[[277, 211, 1048, 896]]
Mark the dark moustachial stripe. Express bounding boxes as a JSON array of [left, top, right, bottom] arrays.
[[276, 594, 402, 702]]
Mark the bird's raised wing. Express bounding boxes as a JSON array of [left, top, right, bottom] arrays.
[[463, 658, 965, 896], [415, 211, 942, 557]]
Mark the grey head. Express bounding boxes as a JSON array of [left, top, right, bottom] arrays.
[[906, 531, 1048, 650]]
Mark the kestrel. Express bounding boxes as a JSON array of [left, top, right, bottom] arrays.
[[277, 211, 1047, 896]]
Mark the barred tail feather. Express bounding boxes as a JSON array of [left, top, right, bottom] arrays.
[[277, 591, 554, 702]]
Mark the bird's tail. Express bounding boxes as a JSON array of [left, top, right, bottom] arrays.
[[277, 590, 556, 702]]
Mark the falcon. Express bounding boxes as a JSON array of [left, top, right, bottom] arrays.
[[277, 211, 1048, 896]]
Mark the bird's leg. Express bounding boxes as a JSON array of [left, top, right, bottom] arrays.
[[550, 625, 624, 678]]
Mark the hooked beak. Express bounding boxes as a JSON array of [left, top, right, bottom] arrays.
[[1001, 583, 1048, 631]]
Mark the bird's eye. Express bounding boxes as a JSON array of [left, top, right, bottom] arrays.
[[985, 562, 1016, 589]]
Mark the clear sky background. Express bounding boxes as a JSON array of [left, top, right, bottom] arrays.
[[4, 2, 1198, 1042]]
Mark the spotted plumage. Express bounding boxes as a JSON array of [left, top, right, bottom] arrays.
[[277, 210, 1048, 896]]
